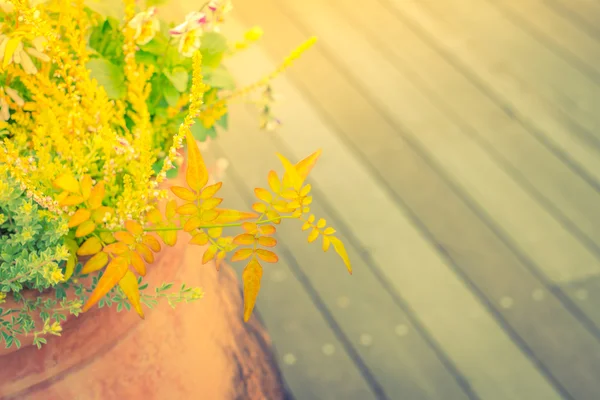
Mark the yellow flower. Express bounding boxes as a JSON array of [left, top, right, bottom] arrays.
[[0, 292, 6, 305], [50, 268, 65, 284], [48, 321, 62, 335], [169, 12, 207, 58], [127, 7, 160, 46]]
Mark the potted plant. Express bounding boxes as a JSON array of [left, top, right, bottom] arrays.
[[0, 0, 351, 398]]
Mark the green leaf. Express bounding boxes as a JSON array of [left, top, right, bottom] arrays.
[[146, 0, 168, 5], [216, 112, 228, 130], [190, 121, 216, 142], [166, 165, 179, 179], [200, 32, 228, 54], [135, 51, 157, 66], [86, 58, 126, 99], [164, 68, 189, 92], [162, 80, 180, 107], [140, 36, 168, 56], [203, 66, 236, 90], [200, 32, 228, 67], [84, 0, 124, 20]]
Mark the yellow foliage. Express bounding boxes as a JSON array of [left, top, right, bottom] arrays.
[[0, 0, 351, 324]]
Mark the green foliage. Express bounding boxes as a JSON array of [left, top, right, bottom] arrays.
[[86, 58, 127, 99], [0, 169, 69, 295], [85, 9, 237, 154]]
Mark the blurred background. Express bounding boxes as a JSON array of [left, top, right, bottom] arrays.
[[166, 0, 600, 399]]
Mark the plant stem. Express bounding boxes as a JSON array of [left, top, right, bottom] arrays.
[[96, 215, 296, 234]]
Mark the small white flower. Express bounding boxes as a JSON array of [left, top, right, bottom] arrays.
[[207, 0, 233, 31], [169, 12, 207, 57], [128, 7, 160, 46]]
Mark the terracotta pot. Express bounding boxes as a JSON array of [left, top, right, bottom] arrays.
[[0, 173, 288, 400]]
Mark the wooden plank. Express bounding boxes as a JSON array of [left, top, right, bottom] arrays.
[[223, 12, 570, 400], [544, 0, 600, 38], [328, 0, 600, 275], [560, 276, 600, 330], [159, 3, 380, 399], [277, 0, 600, 285], [229, 2, 600, 399], [488, 0, 600, 81], [403, 0, 600, 147], [201, 151, 380, 400], [377, 0, 600, 188], [210, 120, 472, 400]]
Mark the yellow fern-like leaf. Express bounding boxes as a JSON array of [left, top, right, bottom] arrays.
[[295, 149, 322, 180], [255, 249, 278, 263], [53, 173, 80, 193], [254, 188, 273, 203], [118, 270, 145, 318], [75, 220, 96, 238], [257, 236, 277, 247], [212, 209, 258, 224], [82, 256, 129, 312], [199, 182, 223, 199], [189, 231, 209, 246], [81, 252, 109, 274], [185, 129, 209, 192], [202, 244, 219, 264], [170, 186, 197, 201], [60, 195, 85, 207], [129, 251, 147, 276], [88, 182, 105, 209], [68, 208, 91, 228], [231, 248, 253, 262], [267, 170, 281, 194], [242, 258, 263, 321], [77, 237, 103, 256], [328, 236, 352, 275], [276, 153, 303, 191], [80, 175, 93, 199]]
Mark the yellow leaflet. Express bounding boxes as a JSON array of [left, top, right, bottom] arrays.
[[81, 252, 109, 275], [88, 182, 105, 209], [255, 249, 278, 263], [202, 245, 218, 264], [185, 129, 209, 192], [295, 149, 322, 180], [199, 182, 223, 199], [118, 270, 145, 318], [171, 186, 196, 202], [328, 236, 352, 275], [80, 176, 93, 200], [77, 237, 102, 256], [63, 239, 79, 281], [68, 208, 91, 228], [3, 38, 21, 69], [53, 173, 80, 193], [276, 153, 303, 191], [75, 220, 96, 238], [231, 248, 253, 262], [212, 209, 257, 224], [242, 258, 263, 322], [82, 256, 129, 313]]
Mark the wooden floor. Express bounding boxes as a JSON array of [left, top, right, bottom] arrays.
[[164, 0, 600, 399]]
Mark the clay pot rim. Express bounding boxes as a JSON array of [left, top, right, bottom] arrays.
[[0, 249, 172, 357], [0, 172, 187, 356]]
